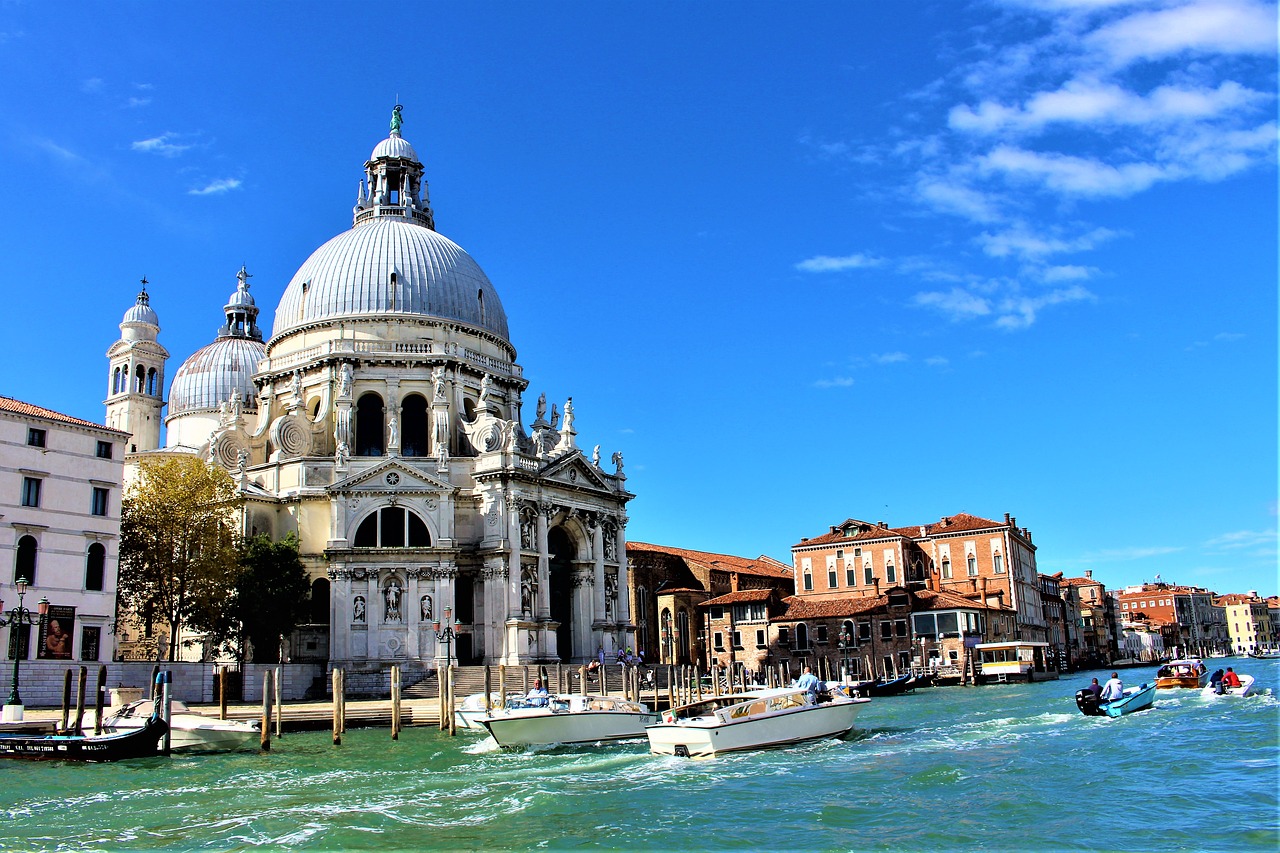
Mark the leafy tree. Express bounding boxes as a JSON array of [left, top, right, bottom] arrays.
[[118, 456, 242, 660], [233, 533, 311, 663]]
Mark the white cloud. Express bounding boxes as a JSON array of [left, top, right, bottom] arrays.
[[979, 145, 1167, 197], [1085, 545, 1184, 561], [913, 288, 993, 320], [1204, 529, 1276, 550], [916, 177, 1004, 223], [126, 97, 152, 109], [924, 356, 950, 367], [814, 376, 856, 388], [873, 352, 910, 364], [132, 133, 194, 157], [795, 253, 884, 272], [1040, 264, 1095, 282], [1088, 0, 1277, 66], [993, 285, 1095, 329], [978, 224, 1118, 258], [950, 79, 1267, 135], [188, 178, 242, 196]]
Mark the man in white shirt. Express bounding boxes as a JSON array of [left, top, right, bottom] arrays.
[[1100, 672, 1124, 702], [795, 665, 821, 704]]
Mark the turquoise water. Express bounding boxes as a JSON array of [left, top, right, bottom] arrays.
[[4, 658, 1277, 851]]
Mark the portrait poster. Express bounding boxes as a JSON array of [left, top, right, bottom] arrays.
[[37, 605, 76, 660]]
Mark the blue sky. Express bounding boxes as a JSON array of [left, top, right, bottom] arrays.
[[1, 1, 1275, 597]]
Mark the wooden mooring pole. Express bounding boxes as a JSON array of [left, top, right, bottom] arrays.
[[274, 668, 283, 739], [498, 665, 506, 710], [391, 665, 401, 740], [59, 669, 71, 732], [332, 668, 342, 746], [219, 666, 228, 720], [73, 666, 87, 736], [260, 671, 272, 752], [94, 665, 107, 736], [448, 665, 457, 737]]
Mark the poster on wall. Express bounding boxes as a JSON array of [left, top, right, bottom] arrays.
[[37, 605, 76, 660]]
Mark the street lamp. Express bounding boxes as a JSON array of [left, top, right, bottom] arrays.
[[433, 606, 460, 667], [1, 578, 49, 710], [838, 629, 855, 683]]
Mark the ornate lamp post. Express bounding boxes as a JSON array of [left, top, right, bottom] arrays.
[[838, 629, 855, 683], [1, 578, 49, 711], [432, 605, 461, 667]]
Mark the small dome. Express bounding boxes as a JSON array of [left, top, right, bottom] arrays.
[[168, 336, 266, 418], [226, 285, 256, 308], [371, 134, 418, 162], [270, 218, 509, 341], [123, 288, 159, 327]]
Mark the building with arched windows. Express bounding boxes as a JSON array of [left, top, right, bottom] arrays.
[[1, 395, 127, 669], [109, 108, 634, 685]]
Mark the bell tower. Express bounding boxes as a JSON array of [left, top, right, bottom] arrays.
[[105, 279, 168, 453]]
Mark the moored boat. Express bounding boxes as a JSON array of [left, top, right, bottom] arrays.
[[868, 673, 919, 696], [103, 699, 257, 752], [481, 694, 658, 747], [1155, 659, 1209, 689], [646, 686, 869, 758], [0, 714, 168, 761], [1075, 682, 1156, 717], [1247, 649, 1280, 660]]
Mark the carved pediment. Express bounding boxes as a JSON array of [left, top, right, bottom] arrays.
[[329, 459, 454, 495], [540, 453, 611, 491]]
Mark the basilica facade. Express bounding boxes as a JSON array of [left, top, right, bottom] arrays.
[[106, 108, 634, 677]]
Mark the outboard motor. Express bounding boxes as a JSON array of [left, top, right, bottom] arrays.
[[1075, 688, 1103, 716]]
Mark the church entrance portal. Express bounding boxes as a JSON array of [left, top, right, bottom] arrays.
[[547, 527, 575, 662]]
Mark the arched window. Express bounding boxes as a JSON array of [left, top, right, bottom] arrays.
[[355, 393, 385, 456], [660, 608, 673, 661], [795, 622, 810, 651], [967, 554, 978, 577], [85, 543, 106, 591], [400, 395, 429, 457], [14, 535, 37, 585], [310, 578, 330, 624], [146, 368, 158, 396], [112, 366, 122, 394], [676, 609, 690, 661], [134, 364, 146, 393], [352, 507, 431, 548]]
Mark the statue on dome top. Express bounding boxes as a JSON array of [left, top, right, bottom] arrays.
[[390, 105, 404, 135]]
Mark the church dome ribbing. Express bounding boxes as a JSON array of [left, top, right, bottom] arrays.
[[122, 284, 160, 330], [167, 266, 266, 418], [269, 107, 509, 344]]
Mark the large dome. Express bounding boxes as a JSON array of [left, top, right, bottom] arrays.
[[168, 336, 267, 417], [270, 218, 510, 341]]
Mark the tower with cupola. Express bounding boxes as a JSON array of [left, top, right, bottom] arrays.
[[105, 281, 168, 453]]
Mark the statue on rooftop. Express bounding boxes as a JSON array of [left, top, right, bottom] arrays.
[[390, 105, 404, 134]]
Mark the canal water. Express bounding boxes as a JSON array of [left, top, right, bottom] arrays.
[[4, 658, 1277, 851]]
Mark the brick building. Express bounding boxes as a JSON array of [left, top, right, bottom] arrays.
[[1061, 571, 1116, 667], [625, 542, 792, 665], [1115, 582, 1229, 656], [1215, 592, 1275, 654]]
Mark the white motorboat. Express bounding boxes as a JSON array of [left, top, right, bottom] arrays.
[[481, 694, 658, 747], [1201, 674, 1257, 698], [645, 686, 869, 758], [103, 699, 259, 752]]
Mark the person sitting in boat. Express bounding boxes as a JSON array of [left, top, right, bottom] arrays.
[[1085, 678, 1102, 699], [1099, 672, 1124, 703], [1222, 668, 1242, 689], [795, 665, 821, 705], [526, 678, 549, 707]]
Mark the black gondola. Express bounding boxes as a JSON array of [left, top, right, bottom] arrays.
[[868, 673, 919, 696], [0, 714, 168, 762]]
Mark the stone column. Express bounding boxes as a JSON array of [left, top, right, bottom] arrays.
[[330, 568, 351, 661], [615, 519, 631, 623], [536, 502, 553, 619], [407, 568, 421, 660], [591, 517, 607, 624]]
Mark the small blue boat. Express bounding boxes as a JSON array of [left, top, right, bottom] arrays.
[[1075, 682, 1156, 718]]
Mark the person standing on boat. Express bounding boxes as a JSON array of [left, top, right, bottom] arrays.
[[796, 665, 821, 705], [1100, 672, 1124, 702]]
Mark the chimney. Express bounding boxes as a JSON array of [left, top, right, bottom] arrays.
[[940, 516, 950, 528], [876, 521, 886, 529], [730, 573, 740, 593], [1004, 512, 1011, 524], [1249, 590, 1258, 598], [1085, 570, 1093, 579], [830, 526, 838, 535], [1010, 517, 1017, 529], [919, 526, 926, 537], [979, 576, 988, 600], [971, 578, 978, 595], [873, 578, 881, 596]]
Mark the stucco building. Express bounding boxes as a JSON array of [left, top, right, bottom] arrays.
[[1, 396, 128, 668]]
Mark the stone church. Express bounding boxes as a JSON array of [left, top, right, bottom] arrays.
[[105, 107, 635, 678]]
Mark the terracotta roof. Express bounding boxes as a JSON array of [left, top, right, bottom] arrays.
[[1061, 577, 1101, 587], [701, 589, 773, 607], [795, 512, 1009, 549], [896, 512, 1006, 537], [655, 587, 705, 595], [1215, 593, 1263, 605], [793, 519, 907, 548], [913, 588, 1013, 613], [777, 595, 886, 620], [0, 395, 128, 435], [626, 542, 792, 579]]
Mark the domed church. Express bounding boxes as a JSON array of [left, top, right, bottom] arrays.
[[107, 107, 635, 680]]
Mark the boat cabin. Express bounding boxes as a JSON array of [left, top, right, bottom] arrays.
[[974, 641, 1058, 683]]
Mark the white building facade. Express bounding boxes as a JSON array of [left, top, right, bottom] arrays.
[[111, 108, 634, 682], [1, 396, 127, 666]]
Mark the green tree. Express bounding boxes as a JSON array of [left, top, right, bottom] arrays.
[[118, 456, 242, 660], [233, 533, 311, 663]]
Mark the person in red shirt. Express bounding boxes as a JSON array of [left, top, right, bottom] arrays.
[[1222, 668, 1242, 689]]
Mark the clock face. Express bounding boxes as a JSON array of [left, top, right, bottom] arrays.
[[385, 472, 400, 486]]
